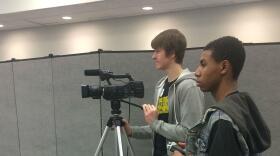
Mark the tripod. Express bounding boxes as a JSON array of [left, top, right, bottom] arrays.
[[94, 100, 135, 156]]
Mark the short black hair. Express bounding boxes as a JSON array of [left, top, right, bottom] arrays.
[[151, 29, 186, 64], [204, 36, 246, 80]]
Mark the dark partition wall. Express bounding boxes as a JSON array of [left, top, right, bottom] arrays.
[[183, 48, 202, 70], [239, 45, 280, 156], [51, 54, 101, 156], [0, 63, 19, 156], [13, 59, 56, 156], [0, 44, 278, 156]]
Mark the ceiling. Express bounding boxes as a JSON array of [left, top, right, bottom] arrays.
[[0, 0, 263, 31]]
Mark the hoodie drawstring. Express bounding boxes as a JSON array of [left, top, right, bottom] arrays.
[[173, 84, 179, 124]]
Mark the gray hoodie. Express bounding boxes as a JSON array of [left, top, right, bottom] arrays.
[[131, 68, 205, 143]]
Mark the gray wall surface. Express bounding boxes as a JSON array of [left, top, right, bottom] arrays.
[[0, 0, 280, 61], [51, 55, 101, 156], [0, 63, 20, 156], [0, 44, 279, 156], [13, 59, 55, 156]]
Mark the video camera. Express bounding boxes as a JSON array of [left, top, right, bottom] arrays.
[[81, 69, 144, 101]]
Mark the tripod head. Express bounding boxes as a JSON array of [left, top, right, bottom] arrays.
[[106, 100, 124, 128], [110, 100, 122, 115], [110, 99, 143, 117], [108, 99, 142, 127]]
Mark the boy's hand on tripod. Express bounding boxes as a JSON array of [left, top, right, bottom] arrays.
[[122, 119, 132, 137]]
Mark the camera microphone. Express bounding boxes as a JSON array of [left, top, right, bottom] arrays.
[[84, 69, 111, 76]]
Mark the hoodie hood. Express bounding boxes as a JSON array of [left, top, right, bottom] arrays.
[[211, 92, 271, 153], [155, 68, 196, 88]]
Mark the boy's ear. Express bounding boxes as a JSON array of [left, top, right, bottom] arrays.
[[166, 50, 176, 59], [171, 50, 176, 59], [171, 53, 176, 59], [220, 60, 231, 75]]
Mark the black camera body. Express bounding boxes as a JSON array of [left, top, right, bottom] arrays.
[[81, 69, 144, 100], [81, 81, 144, 100]]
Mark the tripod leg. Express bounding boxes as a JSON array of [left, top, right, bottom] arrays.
[[122, 127, 135, 156], [94, 126, 110, 156], [115, 127, 119, 156], [116, 126, 124, 156]]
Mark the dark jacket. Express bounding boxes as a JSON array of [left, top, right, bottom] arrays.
[[212, 92, 271, 153]]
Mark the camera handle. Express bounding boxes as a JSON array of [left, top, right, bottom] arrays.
[[119, 100, 143, 110]]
